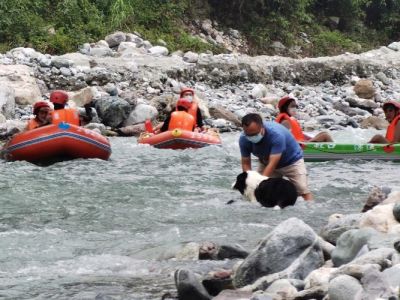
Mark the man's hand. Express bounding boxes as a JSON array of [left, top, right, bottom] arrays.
[[262, 153, 281, 177]]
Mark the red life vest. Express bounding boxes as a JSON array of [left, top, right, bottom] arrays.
[[51, 108, 80, 126], [275, 113, 305, 142], [385, 114, 400, 143], [168, 111, 195, 131]]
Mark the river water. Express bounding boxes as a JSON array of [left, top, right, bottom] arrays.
[[0, 128, 398, 299]]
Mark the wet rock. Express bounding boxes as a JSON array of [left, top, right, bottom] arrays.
[[331, 227, 379, 267], [174, 269, 211, 300], [202, 272, 233, 296], [233, 218, 324, 288], [199, 242, 248, 260], [328, 275, 363, 300], [94, 95, 132, 128], [320, 213, 362, 245], [123, 103, 158, 126]]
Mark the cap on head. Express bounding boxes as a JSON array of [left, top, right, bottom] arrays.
[[383, 100, 400, 111], [176, 98, 192, 110], [50, 90, 69, 105], [180, 88, 194, 98], [33, 101, 50, 115], [278, 96, 296, 112]]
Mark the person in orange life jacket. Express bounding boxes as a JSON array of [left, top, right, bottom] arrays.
[[26, 101, 52, 130], [276, 96, 333, 142], [179, 88, 205, 130], [159, 98, 196, 132], [49, 90, 93, 126], [368, 100, 400, 144]]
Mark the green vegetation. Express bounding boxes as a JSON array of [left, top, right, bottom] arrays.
[[0, 0, 399, 56]]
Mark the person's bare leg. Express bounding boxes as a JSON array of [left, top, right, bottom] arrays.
[[309, 132, 333, 142], [368, 134, 388, 144]]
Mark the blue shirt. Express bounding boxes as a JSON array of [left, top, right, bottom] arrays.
[[239, 121, 303, 169]]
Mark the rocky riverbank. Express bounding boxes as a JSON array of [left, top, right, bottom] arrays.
[[1, 31, 400, 139], [167, 188, 400, 300]]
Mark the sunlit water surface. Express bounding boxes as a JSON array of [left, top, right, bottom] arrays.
[[0, 128, 398, 299]]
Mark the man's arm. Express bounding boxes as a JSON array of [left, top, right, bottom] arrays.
[[261, 153, 281, 177], [241, 157, 251, 172]]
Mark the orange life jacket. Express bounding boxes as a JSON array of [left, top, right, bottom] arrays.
[[51, 108, 80, 126], [27, 119, 41, 131], [168, 111, 195, 131], [275, 113, 305, 142], [385, 114, 400, 143]]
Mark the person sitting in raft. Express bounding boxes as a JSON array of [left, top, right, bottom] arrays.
[[158, 98, 197, 132], [26, 101, 52, 130], [368, 100, 400, 144], [179, 87, 205, 131], [275, 96, 333, 142], [49, 90, 93, 126]]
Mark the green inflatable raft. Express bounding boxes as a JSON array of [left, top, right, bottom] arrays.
[[301, 142, 400, 162]]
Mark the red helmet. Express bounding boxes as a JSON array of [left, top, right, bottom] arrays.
[[180, 88, 194, 98], [383, 100, 400, 110], [50, 90, 69, 105], [33, 101, 51, 115], [278, 96, 296, 111], [176, 98, 192, 110]]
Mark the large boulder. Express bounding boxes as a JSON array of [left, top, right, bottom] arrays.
[[0, 84, 15, 119], [94, 96, 132, 128], [122, 103, 158, 126], [353, 79, 375, 99], [331, 227, 379, 267], [359, 203, 400, 234], [105, 31, 126, 48], [174, 269, 211, 300], [0, 65, 41, 105], [361, 186, 391, 212], [360, 116, 388, 130], [209, 106, 241, 127], [233, 218, 324, 288]]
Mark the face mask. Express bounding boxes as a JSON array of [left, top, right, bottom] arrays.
[[288, 107, 297, 116], [246, 132, 263, 144], [183, 95, 193, 102]]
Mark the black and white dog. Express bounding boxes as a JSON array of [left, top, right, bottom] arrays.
[[232, 171, 298, 209]]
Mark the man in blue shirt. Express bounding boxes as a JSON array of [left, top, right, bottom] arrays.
[[239, 113, 313, 200]]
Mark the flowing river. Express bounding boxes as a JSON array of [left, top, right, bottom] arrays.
[[0, 128, 398, 299]]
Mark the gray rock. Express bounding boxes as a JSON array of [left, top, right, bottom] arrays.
[[332, 227, 379, 267], [183, 51, 199, 63], [360, 267, 395, 299], [174, 269, 211, 300], [94, 96, 132, 128], [265, 279, 297, 298], [362, 186, 391, 212], [105, 31, 126, 48], [320, 213, 362, 244], [388, 41, 400, 51], [328, 275, 363, 300], [332, 263, 381, 281], [350, 247, 399, 269], [123, 103, 158, 126], [0, 85, 15, 119], [116, 123, 145, 137], [213, 290, 253, 300], [375, 71, 391, 85], [233, 218, 324, 288], [51, 57, 73, 68], [382, 265, 400, 291], [393, 203, 400, 223], [89, 47, 113, 57]]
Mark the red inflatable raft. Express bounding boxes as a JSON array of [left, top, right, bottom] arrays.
[[138, 128, 221, 149], [2, 122, 111, 164]]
